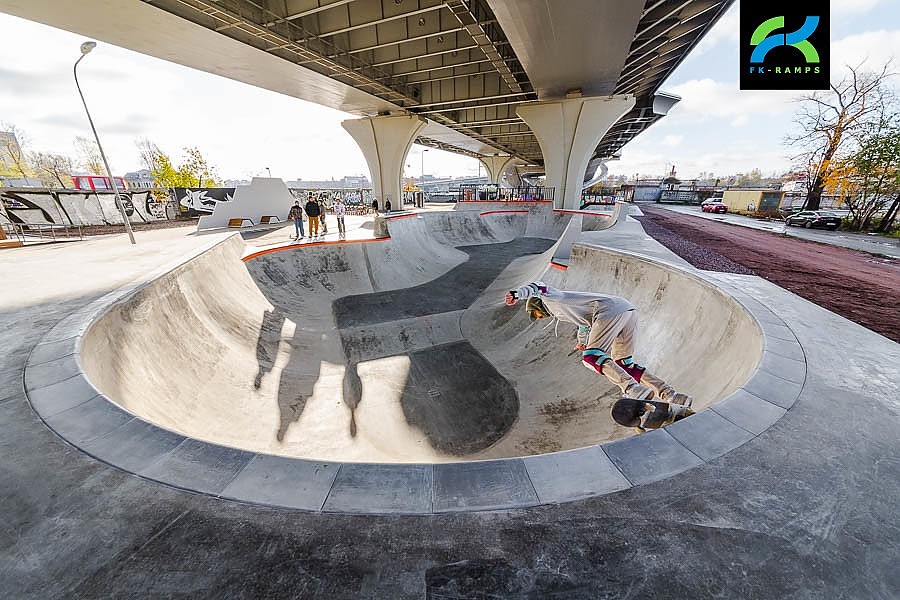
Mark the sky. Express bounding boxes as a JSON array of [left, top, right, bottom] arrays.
[[0, 0, 897, 183]]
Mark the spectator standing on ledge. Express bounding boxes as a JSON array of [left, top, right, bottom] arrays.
[[287, 200, 304, 240], [334, 197, 346, 238], [372, 198, 379, 214], [304, 194, 320, 238], [385, 199, 392, 213], [318, 197, 328, 235]]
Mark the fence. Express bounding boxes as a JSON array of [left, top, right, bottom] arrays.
[[457, 185, 555, 202]]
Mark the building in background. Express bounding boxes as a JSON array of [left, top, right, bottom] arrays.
[[124, 169, 154, 189]]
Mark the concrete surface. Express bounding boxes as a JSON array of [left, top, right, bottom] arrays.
[[2, 205, 898, 596], [59, 204, 761, 475]]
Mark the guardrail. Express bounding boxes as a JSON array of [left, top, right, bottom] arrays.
[[457, 185, 555, 202]]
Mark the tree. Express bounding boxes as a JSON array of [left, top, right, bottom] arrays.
[[31, 152, 75, 188], [74, 136, 104, 175], [137, 139, 221, 191], [850, 120, 900, 230], [0, 123, 33, 178], [786, 62, 894, 211], [179, 146, 220, 188], [822, 117, 900, 231]]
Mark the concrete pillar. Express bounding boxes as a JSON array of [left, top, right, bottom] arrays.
[[502, 161, 523, 187], [478, 155, 515, 185], [342, 114, 426, 213], [517, 95, 635, 209]]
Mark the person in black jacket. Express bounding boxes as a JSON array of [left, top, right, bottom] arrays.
[[287, 201, 304, 239], [304, 195, 321, 238]]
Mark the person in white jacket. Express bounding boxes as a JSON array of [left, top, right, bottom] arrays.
[[505, 281, 692, 406]]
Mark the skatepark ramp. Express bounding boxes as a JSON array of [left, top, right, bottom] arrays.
[[78, 206, 763, 464]]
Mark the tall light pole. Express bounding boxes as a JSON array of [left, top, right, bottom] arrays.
[[420, 148, 428, 182], [266, 167, 272, 177], [74, 41, 135, 245]]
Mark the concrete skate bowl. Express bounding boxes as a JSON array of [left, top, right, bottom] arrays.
[[59, 207, 784, 512]]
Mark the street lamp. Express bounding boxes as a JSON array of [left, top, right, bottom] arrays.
[[266, 167, 272, 177], [74, 41, 135, 244], [421, 148, 429, 181]]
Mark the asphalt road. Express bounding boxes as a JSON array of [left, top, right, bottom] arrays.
[[651, 203, 900, 259], [637, 203, 900, 343]]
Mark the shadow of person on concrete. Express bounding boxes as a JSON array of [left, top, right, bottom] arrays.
[[251, 307, 325, 443], [334, 239, 552, 456], [253, 309, 285, 389]]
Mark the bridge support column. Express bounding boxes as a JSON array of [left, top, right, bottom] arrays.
[[517, 95, 635, 209], [478, 155, 515, 185], [342, 114, 426, 212]]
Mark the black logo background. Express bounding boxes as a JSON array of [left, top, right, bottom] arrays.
[[740, 0, 830, 90]]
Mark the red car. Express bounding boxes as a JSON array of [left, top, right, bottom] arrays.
[[701, 200, 728, 214]]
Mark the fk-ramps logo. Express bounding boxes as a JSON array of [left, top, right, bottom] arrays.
[[740, 1, 829, 90]]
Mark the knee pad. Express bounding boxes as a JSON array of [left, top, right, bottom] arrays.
[[581, 349, 609, 374], [615, 357, 645, 382]]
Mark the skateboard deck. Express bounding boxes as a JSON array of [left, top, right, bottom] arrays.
[[611, 398, 694, 432]]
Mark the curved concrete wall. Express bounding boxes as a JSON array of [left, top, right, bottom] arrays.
[[79, 210, 763, 465]]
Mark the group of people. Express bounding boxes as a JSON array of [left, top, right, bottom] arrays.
[[288, 195, 346, 241], [371, 198, 391, 213]]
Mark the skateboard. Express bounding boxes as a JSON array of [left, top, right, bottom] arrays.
[[611, 398, 694, 433]]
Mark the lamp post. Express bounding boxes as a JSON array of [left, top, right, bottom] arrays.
[[266, 167, 272, 177], [420, 148, 428, 182], [74, 41, 135, 244]]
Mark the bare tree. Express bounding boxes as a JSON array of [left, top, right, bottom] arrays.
[[0, 122, 33, 178], [785, 62, 894, 211], [74, 135, 104, 174], [31, 152, 75, 188]]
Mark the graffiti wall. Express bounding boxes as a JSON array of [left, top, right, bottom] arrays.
[[0, 188, 168, 227], [171, 187, 235, 217]]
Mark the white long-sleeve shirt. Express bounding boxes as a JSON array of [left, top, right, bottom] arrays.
[[513, 282, 635, 342]]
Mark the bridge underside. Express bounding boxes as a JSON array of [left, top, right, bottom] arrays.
[[0, 0, 733, 167]]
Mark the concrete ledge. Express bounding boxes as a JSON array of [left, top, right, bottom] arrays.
[[80, 418, 187, 473], [221, 455, 339, 510], [711, 389, 786, 436], [433, 460, 539, 512], [22, 225, 810, 515], [139, 439, 255, 496], [524, 445, 630, 503], [27, 336, 78, 366], [322, 464, 433, 514], [603, 429, 705, 486], [27, 373, 100, 417]]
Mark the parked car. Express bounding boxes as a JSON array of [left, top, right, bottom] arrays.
[[701, 200, 728, 214], [784, 210, 842, 230]]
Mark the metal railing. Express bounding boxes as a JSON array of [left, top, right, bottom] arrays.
[[457, 184, 555, 202], [21, 223, 84, 241]]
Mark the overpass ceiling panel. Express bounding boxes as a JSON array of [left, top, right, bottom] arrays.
[[485, 0, 643, 99]]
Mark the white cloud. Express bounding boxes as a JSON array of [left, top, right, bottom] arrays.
[[667, 79, 797, 119], [609, 142, 793, 180], [832, 0, 887, 14], [661, 134, 684, 147], [831, 29, 900, 75]]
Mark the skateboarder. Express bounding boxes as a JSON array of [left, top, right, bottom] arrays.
[[505, 281, 692, 406]]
